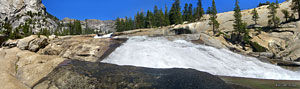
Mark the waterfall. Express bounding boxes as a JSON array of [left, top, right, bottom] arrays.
[[102, 36, 300, 80]]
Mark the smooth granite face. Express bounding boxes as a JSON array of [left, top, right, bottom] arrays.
[[33, 60, 233, 89]]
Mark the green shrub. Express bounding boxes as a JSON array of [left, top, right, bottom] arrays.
[[250, 41, 267, 52]]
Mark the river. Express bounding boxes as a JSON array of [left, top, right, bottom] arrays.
[[102, 36, 300, 80]]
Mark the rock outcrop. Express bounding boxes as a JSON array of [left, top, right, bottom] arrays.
[[0, 0, 59, 33], [2, 35, 49, 52], [0, 47, 66, 88], [33, 60, 233, 89], [38, 35, 126, 62]]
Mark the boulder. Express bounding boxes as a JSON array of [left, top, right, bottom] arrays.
[[28, 37, 49, 52], [38, 36, 126, 62], [198, 33, 226, 48], [279, 40, 300, 61], [17, 35, 37, 50], [13, 35, 49, 52], [33, 60, 233, 89]]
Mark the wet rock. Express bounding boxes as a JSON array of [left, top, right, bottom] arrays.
[[272, 60, 300, 67], [33, 60, 233, 89], [249, 52, 274, 59]]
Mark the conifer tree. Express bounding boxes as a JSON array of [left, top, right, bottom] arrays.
[[291, 0, 300, 19], [146, 10, 154, 28], [3, 22, 12, 40], [154, 5, 159, 27], [276, 0, 279, 8], [183, 3, 189, 21], [22, 22, 31, 36], [139, 12, 145, 28], [188, 3, 193, 22], [208, 0, 219, 35], [134, 12, 141, 29], [232, 0, 249, 44], [281, 9, 289, 22], [159, 9, 165, 27], [74, 20, 82, 35], [233, 0, 243, 33], [170, 0, 183, 25], [195, 0, 204, 21], [268, 2, 280, 28], [115, 18, 123, 32], [164, 5, 170, 26], [251, 8, 260, 25]]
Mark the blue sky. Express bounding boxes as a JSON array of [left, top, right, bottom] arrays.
[[43, 0, 285, 21]]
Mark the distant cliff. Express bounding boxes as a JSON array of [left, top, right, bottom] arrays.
[[0, 0, 116, 35], [0, 0, 59, 33]]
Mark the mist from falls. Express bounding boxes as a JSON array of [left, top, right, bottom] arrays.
[[102, 36, 300, 80]]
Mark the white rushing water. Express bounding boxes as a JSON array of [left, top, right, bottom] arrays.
[[102, 36, 300, 80], [94, 33, 113, 38]]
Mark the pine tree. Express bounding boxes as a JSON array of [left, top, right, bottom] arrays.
[[170, 0, 183, 25], [3, 22, 12, 40], [74, 20, 82, 35], [268, 3, 280, 28], [134, 12, 141, 29], [139, 12, 145, 28], [164, 5, 170, 26], [232, 0, 249, 44], [115, 18, 120, 32], [127, 17, 134, 30], [154, 5, 160, 27], [159, 9, 165, 27], [251, 8, 260, 25], [116, 17, 123, 32], [208, 0, 219, 35], [206, 7, 212, 14], [291, 0, 300, 19], [69, 21, 75, 35], [22, 22, 30, 36], [281, 9, 289, 22], [183, 3, 189, 21], [146, 10, 154, 28], [124, 16, 129, 30], [195, 0, 204, 21], [276, 0, 279, 8], [233, 0, 243, 33], [188, 3, 193, 22]]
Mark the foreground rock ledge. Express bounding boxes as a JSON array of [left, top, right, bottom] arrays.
[[33, 60, 233, 89]]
